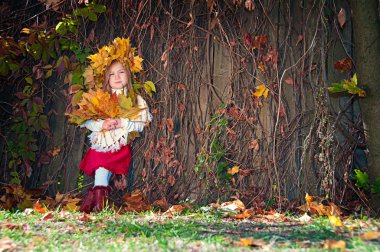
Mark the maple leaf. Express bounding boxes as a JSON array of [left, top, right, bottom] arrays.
[[67, 88, 143, 125], [253, 85, 269, 98]]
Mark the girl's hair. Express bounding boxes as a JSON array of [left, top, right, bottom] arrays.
[[103, 60, 133, 93]]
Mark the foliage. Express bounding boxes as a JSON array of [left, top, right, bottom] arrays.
[[0, 2, 106, 183], [328, 74, 366, 97], [353, 169, 380, 195], [66, 88, 143, 125], [195, 105, 238, 201]]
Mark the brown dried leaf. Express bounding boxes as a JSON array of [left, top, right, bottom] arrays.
[[33, 201, 47, 214], [168, 174, 175, 187], [166, 118, 174, 132], [40, 211, 54, 221], [153, 197, 170, 211], [164, 205, 185, 215], [323, 239, 346, 250], [248, 139, 259, 151], [284, 77, 294, 86], [338, 8, 346, 28]]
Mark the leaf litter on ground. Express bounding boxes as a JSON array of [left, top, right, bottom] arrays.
[[1, 188, 380, 251]]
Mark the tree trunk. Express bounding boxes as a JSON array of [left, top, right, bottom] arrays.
[[350, 0, 380, 211]]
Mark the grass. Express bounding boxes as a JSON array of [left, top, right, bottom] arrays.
[[0, 209, 379, 251]]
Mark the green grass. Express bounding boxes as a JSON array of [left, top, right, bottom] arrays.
[[0, 209, 379, 251]]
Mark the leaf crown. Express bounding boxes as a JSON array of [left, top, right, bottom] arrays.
[[87, 37, 143, 87]]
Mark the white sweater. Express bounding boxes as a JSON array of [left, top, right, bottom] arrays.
[[81, 88, 152, 152]]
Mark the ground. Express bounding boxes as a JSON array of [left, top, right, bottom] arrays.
[[0, 208, 379, 251]]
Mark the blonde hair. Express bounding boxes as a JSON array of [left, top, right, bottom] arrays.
[[103, 60, 133, 93]]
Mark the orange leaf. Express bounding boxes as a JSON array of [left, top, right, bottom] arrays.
[[33, 201, 47, 214], [323, 239, 346, 250], [360, 231, 380, 240], [230, 210, 251, 219], [40, 211, 54, 221], [235, 238, 267, 247], [164, 205, 185, 215]]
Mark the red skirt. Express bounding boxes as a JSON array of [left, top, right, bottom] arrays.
[[79, 144, 132, 176]]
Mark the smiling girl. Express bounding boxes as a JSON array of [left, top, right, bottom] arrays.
[[79, 60, 152, 213]]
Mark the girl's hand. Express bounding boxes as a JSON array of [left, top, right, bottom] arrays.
[[102, 119, 118, 130], [115, 119, 121, 128]]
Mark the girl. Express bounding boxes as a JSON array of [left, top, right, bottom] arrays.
[[79, 60, 152, 213]]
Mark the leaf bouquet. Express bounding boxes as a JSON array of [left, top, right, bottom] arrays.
[[67, 88, 143, 126]]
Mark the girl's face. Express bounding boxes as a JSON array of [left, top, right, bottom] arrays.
[[108, 62, 129, 89]]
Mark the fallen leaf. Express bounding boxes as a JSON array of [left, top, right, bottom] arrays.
[[230, 209, 251, 219], [0, 223, 21, 230], [360, 231, 380, 240], [40, 211, 54, 221], [0, 237, 16, 251], [323, 239, 346, 250], [63, 198, 81, 211], [153, 197, 170, 211], [164, 205, 185, 215], [124, 190, 152, 212], [33, 201, 47, 214], [235, 238, 267, 247], [328, 215, 343, 227], [79, 213, 95, 222], [220, 199, 245, 213]]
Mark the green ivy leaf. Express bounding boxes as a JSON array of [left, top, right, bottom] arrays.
[[353, 169, 370, 190], [93, 4, 106, 13], [371, 178, 380, 195], [25, 77, 33, 84], [88, 12, 98, 21], [55, 22, 67, 36]]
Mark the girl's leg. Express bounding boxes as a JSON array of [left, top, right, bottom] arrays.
[[94, 167, 111, 186], [93, 167, 112, 212]]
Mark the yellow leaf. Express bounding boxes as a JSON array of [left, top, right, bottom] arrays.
[[238, 238, 254, 246], [360, 231, 380, 240], [328, 215, 343, 227], [20, 28, 31, 34], [235, 238, 267, 247], [253, 85, 269, 98], [63, 198, 81, 211], [227, 166, 239, 175]]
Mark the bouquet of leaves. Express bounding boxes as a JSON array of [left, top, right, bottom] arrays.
[[67, 88, 143, 126]]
